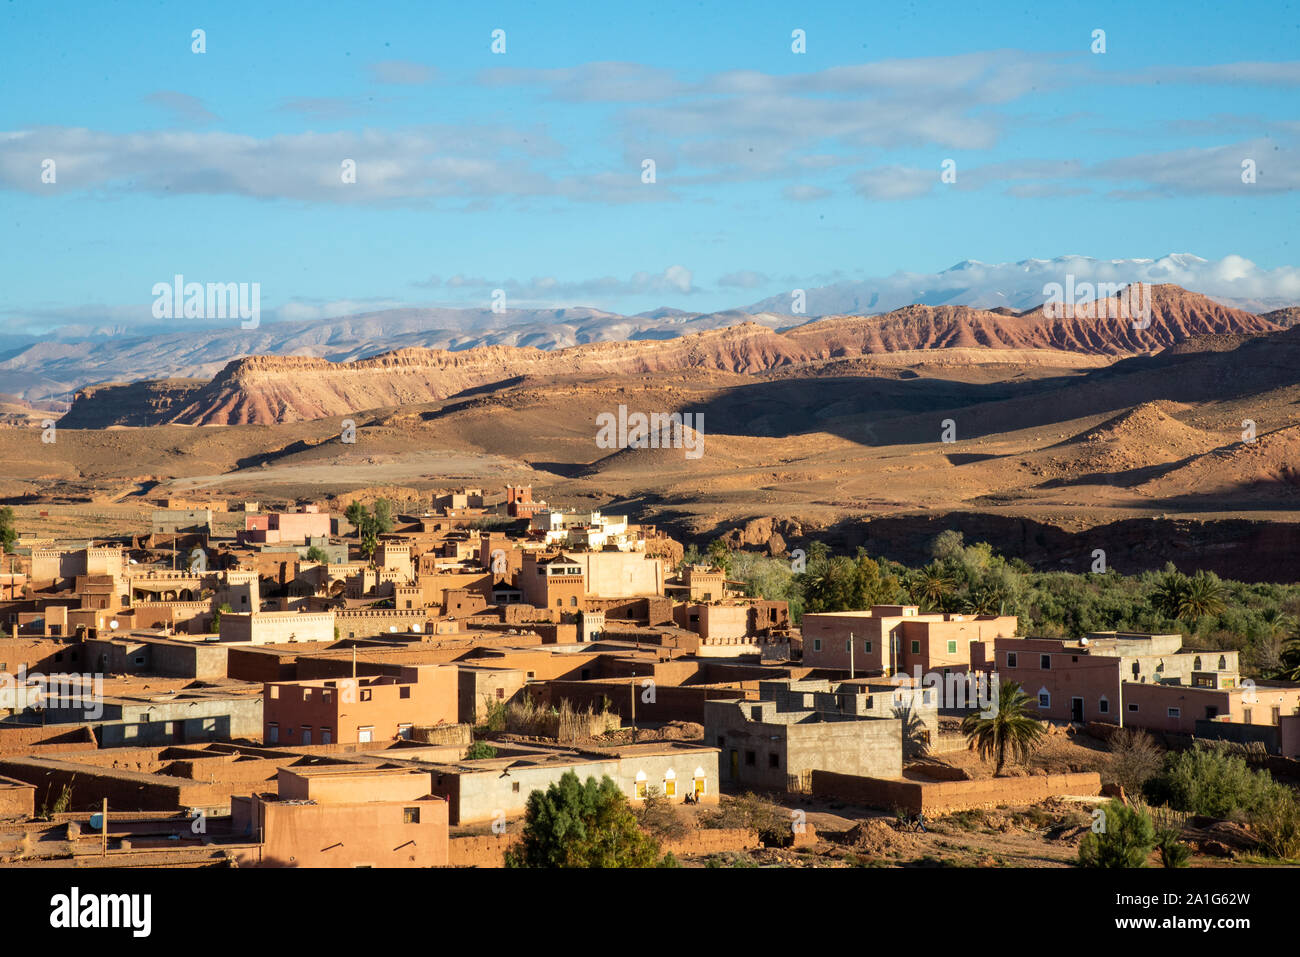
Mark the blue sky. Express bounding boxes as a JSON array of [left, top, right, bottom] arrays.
[[2, 0, 1299, 330]]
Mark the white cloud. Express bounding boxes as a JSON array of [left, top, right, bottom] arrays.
[[746, 253, 1300, 315]]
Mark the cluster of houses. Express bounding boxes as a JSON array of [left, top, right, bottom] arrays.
[[0, 484, 1295, 867]]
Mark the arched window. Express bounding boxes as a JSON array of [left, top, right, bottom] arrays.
[[634, 770, 648, 799], [1194, 657, 1202, 670], [1218, 656, 1227, 670], [693, 766, 707, 798], [663, 768, 677, 798]]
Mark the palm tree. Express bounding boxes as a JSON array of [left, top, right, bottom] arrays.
[[1150, 569, 1225, 631], [1178, 571, 1226, 630], [908, 562, 956, 611], [964, 585, 1005, 616], [1276, 619, 1300, 681], [961, 680, 1045, 776], [1150, 569, 1188, 622], [360, 530, 379, 565]]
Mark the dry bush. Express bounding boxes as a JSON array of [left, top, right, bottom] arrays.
[[1106, 728, 1164, 797]]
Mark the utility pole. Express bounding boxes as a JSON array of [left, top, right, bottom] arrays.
[[849, 631, 855, 681], [624, 676, 634, 743], [101, 798, 108, 857]]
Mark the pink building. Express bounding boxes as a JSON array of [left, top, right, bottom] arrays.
[[232, 765, 448, 867], [802, 606, 1017, 676], [984, 632, 1300, 733], [240, 509, 333, 545], [263, 663, 458, 745]]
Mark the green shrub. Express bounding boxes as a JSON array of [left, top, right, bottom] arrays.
[[1078, 801, 1155, 868], [1146, 745, 1276, 819], [465, 741, 498, 760], [505, 771, 672, 868], [1250, 787, 1300, 861]]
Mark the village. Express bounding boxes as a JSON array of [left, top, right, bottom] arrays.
[[0, 485, 1295, 869]]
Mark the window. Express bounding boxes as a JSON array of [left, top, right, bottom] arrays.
[[768, 753, 780, 769], [512, 781, 520, 792], [664, 770, 676, 797], [301, 727, 312, 746], [812, 639, 822, 652], [570, 596, 578, 606], [358, 726, 373, 743], [745, 750, 756, 767], [1194, 657, 1202, 670], [1272, 707, 1281, 725], [496, 687, 505, 699], [360, 689, 372, 702], [555, 598, 563, 608], [910, 641, 920, 654], [403, 807, 420, 824], [1243, 708, 1253, 724], [398, 724, 413, 739], [1127, 703, 1138, 713], [1006, 652, 1018, 668], [1040, 654, 1051, 670], [321, 728, 332, 745], [946, 640, 957, 654], [1098, 697, 1109, 714], [1038, 691, 1050, 708], [399, 687, 411, 699], [845, 639, 851, 652], [1167, 708, 1181, 719], [863, 640, 872, 653]]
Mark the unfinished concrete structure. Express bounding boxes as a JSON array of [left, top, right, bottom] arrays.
[[704, 679, 913, 792]]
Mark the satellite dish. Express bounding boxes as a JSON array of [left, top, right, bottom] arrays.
[[89, 812, 104, 831], [410, 624, 421, 633], [1080, 637, 1090, 646], [109, 620, 119, 630], [389, 626, 398, 633], [129, 559, 138, 565]]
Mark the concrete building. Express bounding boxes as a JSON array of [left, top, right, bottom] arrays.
[[151, 509, 213, 535], [422, 741, 719, 825], [232, 765, 449, 868], [520, 553, 586, 612], [30, 684, 264, 747], [704, 680, 910, 792], [263, 663, 458, 746], [802, 605, 1017, 675], [240, 508, 332, 545], [219, 610, 336, 645], [979, 633, 1298, 732]]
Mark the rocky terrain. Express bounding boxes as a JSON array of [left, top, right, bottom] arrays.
[[60, 285, 1279, 428], [4, 284, 1299, 579]]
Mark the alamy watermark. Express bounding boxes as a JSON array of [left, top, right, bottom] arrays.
[[1041, 277, 1151, 330], [595, 404, 704, 460], [0, 668, 104, 720], [152, 274, 260, 329]]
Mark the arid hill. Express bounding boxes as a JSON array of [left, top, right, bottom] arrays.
[[64, 284, 1280, 428]]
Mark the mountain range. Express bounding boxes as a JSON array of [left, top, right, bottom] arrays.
[[59, 284, 1282, 427], [6, 255, 1299, 407]]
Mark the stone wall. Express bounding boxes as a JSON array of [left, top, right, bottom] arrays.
[[811, 770, 1102, 814]]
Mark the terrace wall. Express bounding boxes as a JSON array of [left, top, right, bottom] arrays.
[[810, 770, 1102, 815]]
